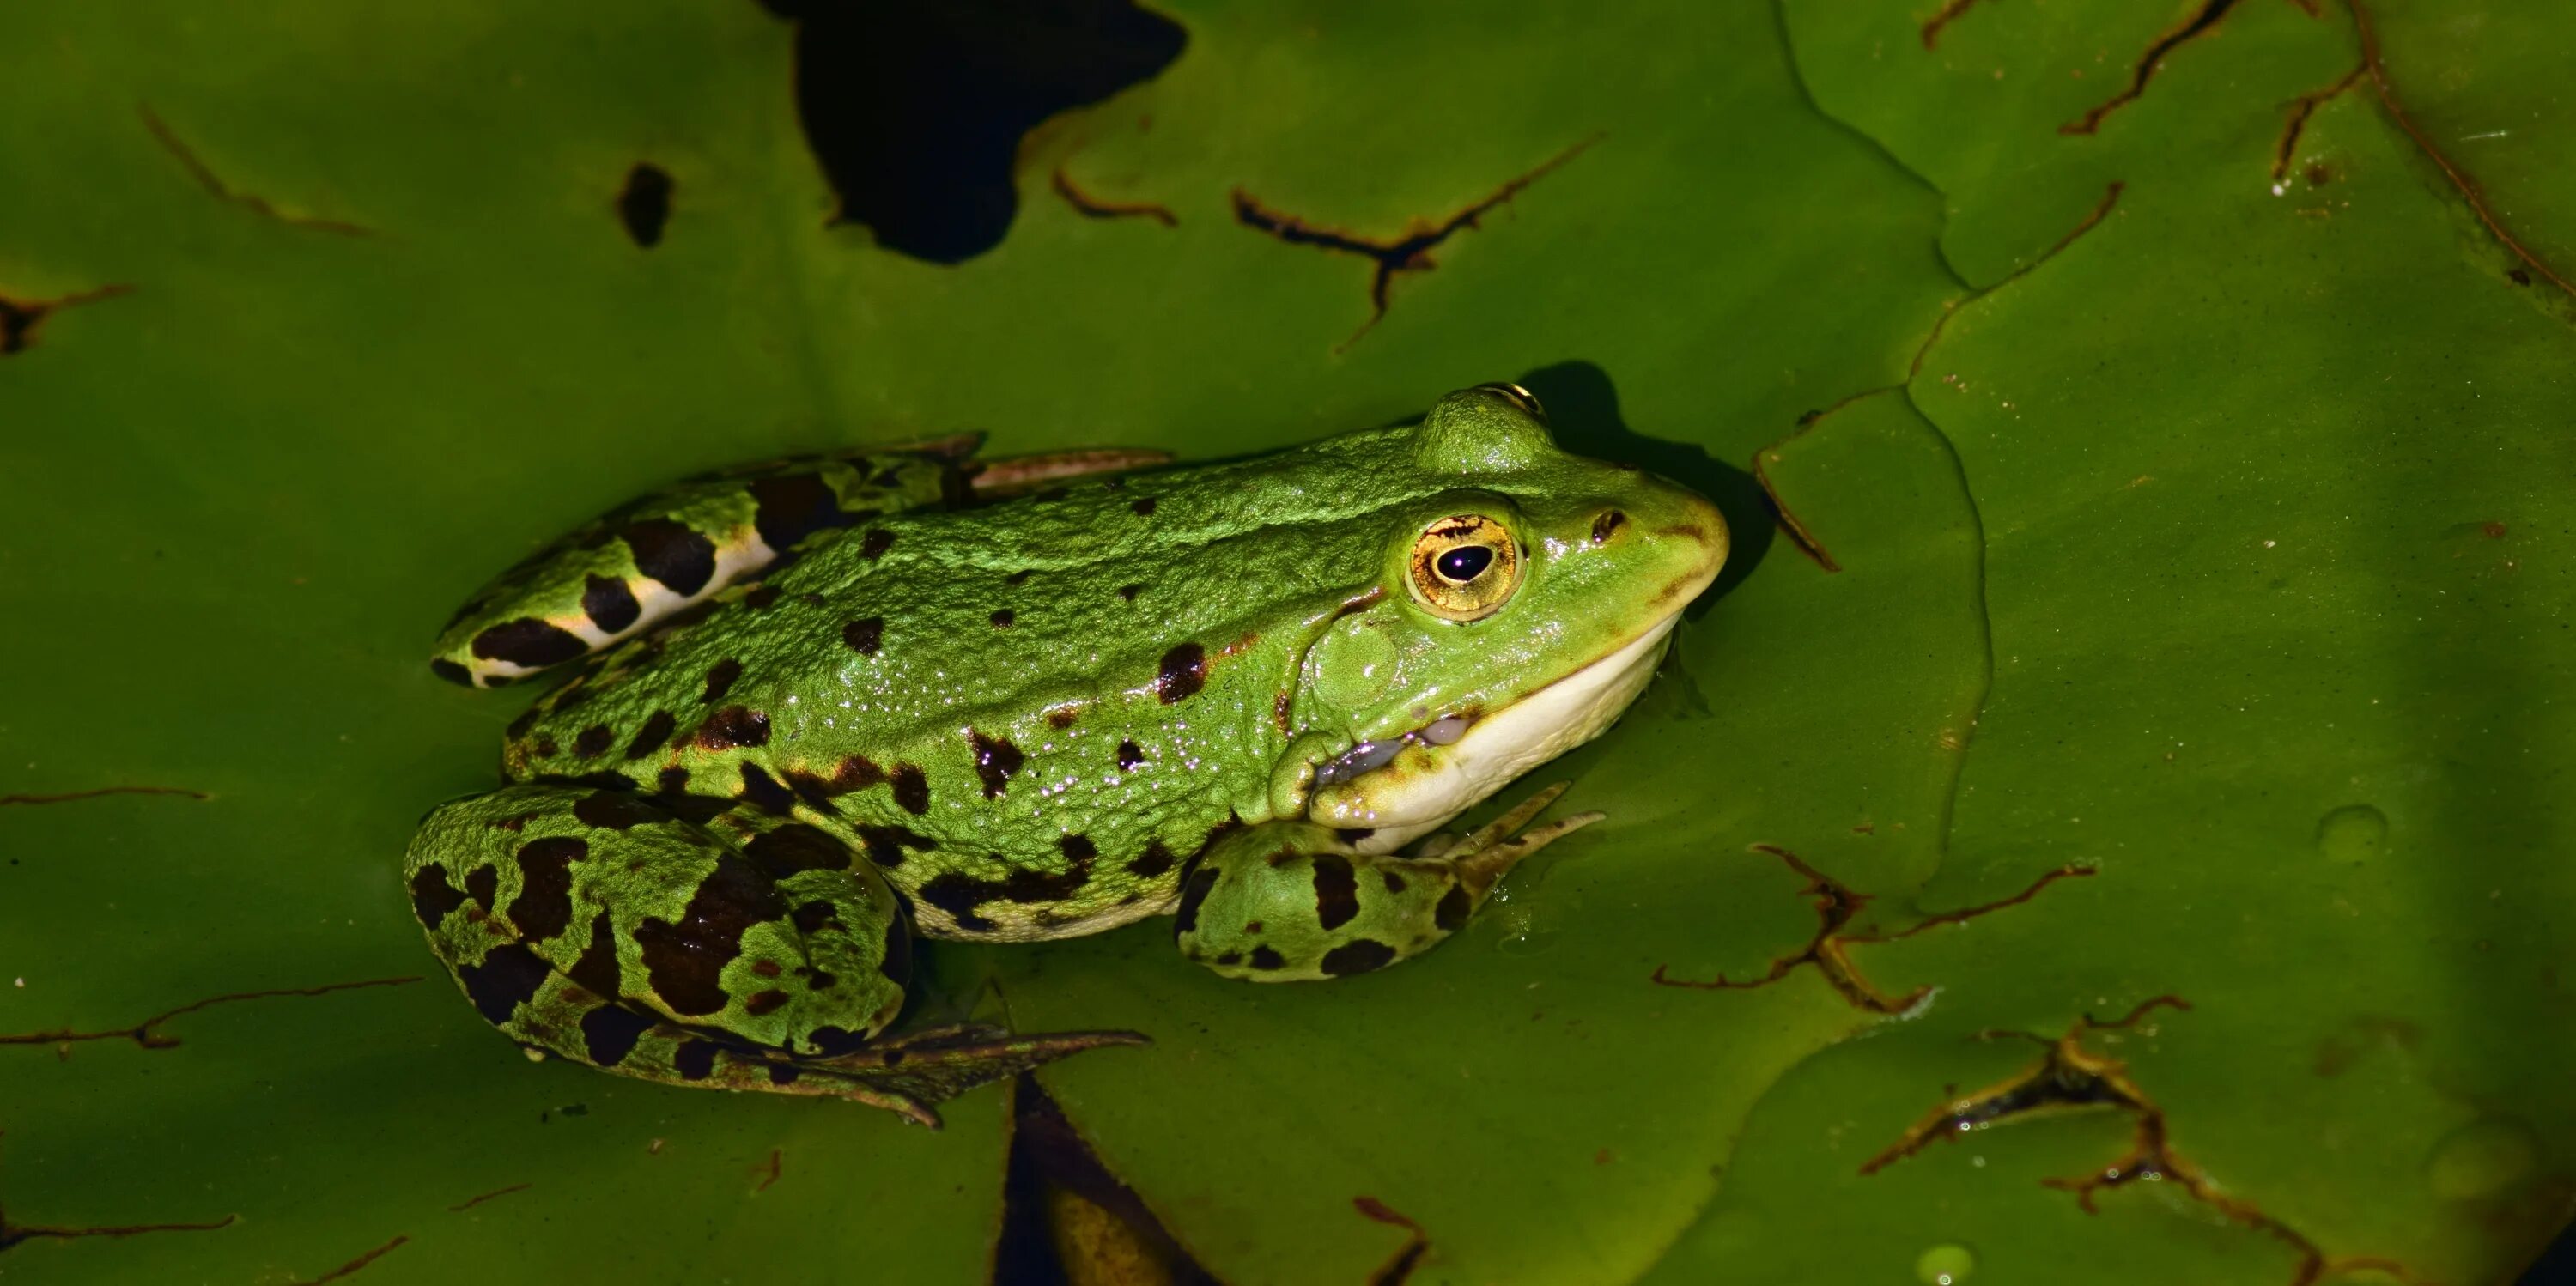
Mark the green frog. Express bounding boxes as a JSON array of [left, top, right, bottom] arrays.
[[406, 384, 1725, 1124]]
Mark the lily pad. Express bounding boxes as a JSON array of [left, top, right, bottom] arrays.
[[4, 1, 2573, 1283]]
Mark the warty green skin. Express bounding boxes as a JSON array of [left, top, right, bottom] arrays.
[[404, 386, 1725, 1115]]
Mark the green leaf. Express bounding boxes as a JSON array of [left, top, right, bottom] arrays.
[[5, 1, 2572, 1283]]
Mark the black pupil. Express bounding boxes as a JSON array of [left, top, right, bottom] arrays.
[[1437, 545, 1493, 582]]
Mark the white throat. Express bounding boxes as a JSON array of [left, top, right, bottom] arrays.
[[1307, 612, 1682, 853]]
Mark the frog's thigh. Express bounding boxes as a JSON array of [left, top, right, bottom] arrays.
[[405, 784, 912, 1090], [1172, 822, 1482, 982]]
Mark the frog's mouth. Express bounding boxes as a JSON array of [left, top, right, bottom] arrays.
[[1303, 612, 1682, 854]]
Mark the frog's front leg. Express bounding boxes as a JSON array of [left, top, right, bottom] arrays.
[[405, 783, 1139, 1124], [1174, 785, 1601, 981]]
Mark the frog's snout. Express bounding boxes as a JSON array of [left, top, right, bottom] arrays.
[[1597, 481, 1728, 612]]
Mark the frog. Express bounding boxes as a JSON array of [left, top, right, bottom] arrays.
[[404, 383, 1726, 1125]]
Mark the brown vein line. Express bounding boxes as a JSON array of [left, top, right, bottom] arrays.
[[2272, 66, 2366, 182], [1050, 167, 1177, 227], [295, 1234, 409, 1284], [138, 105, 373, 236], [2348, 0, 2576, 298], [2060, 0, 2247, 136], [0, 785, 208, 806], [447, 1182, 531, 1212], [0, 977, 422, 1049], [1921, 0, 1990, 49]]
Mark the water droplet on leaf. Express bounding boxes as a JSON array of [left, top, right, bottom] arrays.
[[2314, 804, 2388, 863], [1916, 1243, 1976, 1285], [2428, 1117, 2540, 1200]]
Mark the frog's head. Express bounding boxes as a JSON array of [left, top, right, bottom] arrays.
[[1295, 384, 1726, 851]]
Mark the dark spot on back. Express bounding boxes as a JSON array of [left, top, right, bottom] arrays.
[[580, 1002, 655, 1066], [989, 608, 1013, 628], [672, 1040, 720, 1080], [696, 706, 771, 750], [855, 823, 936, 867], [1124, 840, 1175, 878], [829, 755, 890, 794], [745, 583, 781, 610], [624, 710, 677, 761], [1320, 938, 1396, 976], [616, 161, 673, 248], [768, 1061, 801, 1085], [409, 862, 468, 929], [574, 725, 614, 759], [1045, 704, 1081, 729], [744, 989, 791, 1016], [458, 943, 552, 1026], [968, 729, 1024, 798], [631, 854, 788, 1016], [745, 822, 847, 879], [702, 658, 743, 703], [568, 908, 623, 998], [1131, 496, 1157, 516], [574, 791, 665, 831], [918, 874, 997, 932], [1381, 870, 1406, 895], [1248, 945, 1285, 970], [622, 519, 719, 596], [1005, 569, 1033, 585], [1117, 584, 1140, 601], [1060, 834, 1097, 864], [890, 764, 931, 816], [1116, 739, 1145, 772], [1155, 643, 1206, 704], [532, 733, 559, 758], [655, 766, 691, 795], [1435, 883, 1471, 932], [507, 835, 589, 942], [1310, 854, 1359, 931], [1274, 691, 1294, 735], [738, 762, 797, 816], [471, 618, 589, 669], [582, 574, 643, 634], [859, 529, 896, 561], [465, 864, 500, 910], [842, 616, 884, 655], [431, 658, 473, 686], [1172, 864, 1218, 937], [749, 474, 857, 552]]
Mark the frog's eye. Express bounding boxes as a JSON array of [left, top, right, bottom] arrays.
[[1472, 382, 1546, 422], [1408, 514, 1522, 622]]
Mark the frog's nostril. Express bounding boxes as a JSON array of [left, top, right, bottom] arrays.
[[1589, 510, 1629, 545]]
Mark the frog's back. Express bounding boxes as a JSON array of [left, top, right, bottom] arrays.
[[498, 429, 1438, 939]]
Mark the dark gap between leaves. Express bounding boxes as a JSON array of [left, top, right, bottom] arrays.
[[756, 0, 1185, 264], [994, 1074, 1218, 1285]]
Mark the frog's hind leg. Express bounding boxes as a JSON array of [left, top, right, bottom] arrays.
[[1173, 784, 1602, 982], [430, 443, 977, 688], [404, 782, 1140, 1122]]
